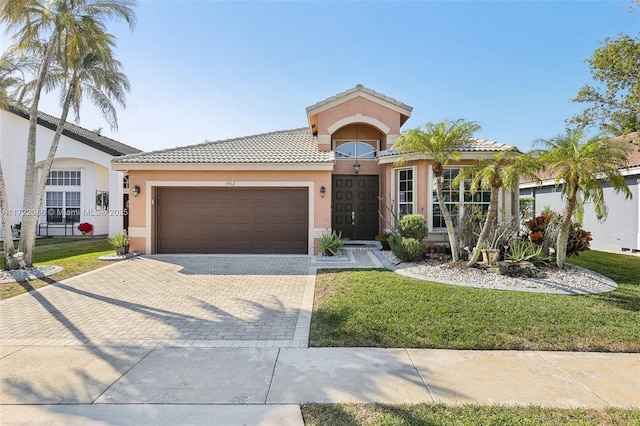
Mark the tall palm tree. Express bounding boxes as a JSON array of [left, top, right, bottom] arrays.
[[393, 119, 481, 261], [19, 50, 130, 265], [455, 149, 541, 267], [535, 129, 631, 268], [0, 0, 136, 267]]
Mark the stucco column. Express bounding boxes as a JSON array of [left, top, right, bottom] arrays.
[[108, 169, 124, 236]]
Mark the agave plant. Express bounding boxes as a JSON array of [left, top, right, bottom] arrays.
[[319, 230, 348, 256]]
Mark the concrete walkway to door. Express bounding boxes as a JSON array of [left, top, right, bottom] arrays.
[[0, 255, 316, 348]]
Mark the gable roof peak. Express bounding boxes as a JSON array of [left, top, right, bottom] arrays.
[[306, 84, 413, 115]]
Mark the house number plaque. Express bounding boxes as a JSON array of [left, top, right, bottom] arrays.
[[226, 181, 236, 187]]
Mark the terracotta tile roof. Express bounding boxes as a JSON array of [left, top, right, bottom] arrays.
[[378, 138, 513, 157], [620, 132, 640, 168], [114, 127, 335, 164], [306, 84, 413, 114], [6, 104, 141, 156], [520, 132, 640, 184]]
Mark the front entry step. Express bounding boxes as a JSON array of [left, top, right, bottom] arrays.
[[342, 240, 382, 251]]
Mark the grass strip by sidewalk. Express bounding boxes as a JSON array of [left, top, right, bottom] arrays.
[[310, 251, 640, 352], [1, 237, 112, 299], [301, 403, 640, 426]]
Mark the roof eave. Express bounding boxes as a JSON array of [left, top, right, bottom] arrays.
[[112, 161, 335, 172], [6, 105, 140, 156]]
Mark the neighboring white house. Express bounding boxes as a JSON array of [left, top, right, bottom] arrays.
[[0, 105, 141, 236], [519, 132, 640, 255]]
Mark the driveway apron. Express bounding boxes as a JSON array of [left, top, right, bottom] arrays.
[[0, 255, 315, 348]]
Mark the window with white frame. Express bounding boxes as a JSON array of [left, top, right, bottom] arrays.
[[396, 168, 414, 219], [45, 170, 81, 223], [46, 192, 80, 222], [334, 140, 378, 159], [432, 168, 491, 229], [46, 170, 81, 186]]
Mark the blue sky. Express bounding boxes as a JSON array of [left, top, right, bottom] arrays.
[[3, 1, 639, 152]]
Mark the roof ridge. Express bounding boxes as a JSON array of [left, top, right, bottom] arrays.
[[113, 127, 321, 163], [117, 127, 314, 161], [206, 127, 311, 145]]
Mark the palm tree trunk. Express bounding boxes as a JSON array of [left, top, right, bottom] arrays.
[[467, 185, 500, 267], [556, 193, 577, 268], [18, 35, 58, 258], [22, 77, 76, 266], [435, 175, 459, 262], [0, 161, 19, 269]]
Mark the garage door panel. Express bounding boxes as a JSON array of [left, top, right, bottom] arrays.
[[156, 188, 308, 254]]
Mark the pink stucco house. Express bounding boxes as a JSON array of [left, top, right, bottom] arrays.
[[113, 85, 517, 254]]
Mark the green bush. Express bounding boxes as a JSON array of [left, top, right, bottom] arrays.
[[397, 214, 428, 240], [389, 235, 424, 262]]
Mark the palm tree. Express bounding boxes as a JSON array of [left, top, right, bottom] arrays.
[[24, 50, 130, 265], [0, 0, 136, 267], [393, 119, 481, 261], [535, 129, 631, 268], [455, 149, 541, 267]]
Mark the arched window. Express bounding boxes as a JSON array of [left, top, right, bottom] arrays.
[[334, 141, 377, 159]]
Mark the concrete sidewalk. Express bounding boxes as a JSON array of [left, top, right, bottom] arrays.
[[1, 346, 638, 425]]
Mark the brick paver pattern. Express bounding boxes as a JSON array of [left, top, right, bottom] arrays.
[[0, 256, 312, 346]]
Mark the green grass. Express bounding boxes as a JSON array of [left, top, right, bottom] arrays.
[[567, 250, 639, 285], [310, 251, 640, 352], [31, 237, 112, 263], [302, 403, 640, 426], [1, 237, 113, 299]]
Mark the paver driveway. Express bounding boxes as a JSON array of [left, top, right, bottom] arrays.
[[0, 255, 314, 348]]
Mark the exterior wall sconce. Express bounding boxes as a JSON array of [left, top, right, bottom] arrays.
[[353, 161, 361, 175], [320, 185, 326, 198], [132, 185, 141, 197]]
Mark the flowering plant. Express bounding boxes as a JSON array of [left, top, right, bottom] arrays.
[[78, 222, 93, 234]]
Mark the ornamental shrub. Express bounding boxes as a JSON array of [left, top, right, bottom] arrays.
[[524, 212, 554, 245], [319, 230, 348, 256], [524, 211, 592, 257], [397, 214, 428, 240], [567, 226, 592, 257], [78, 222, 93, 233], [389, 235, 424, 262]]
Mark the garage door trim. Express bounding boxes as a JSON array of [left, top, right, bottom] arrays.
[[141, 180, 316, 255]]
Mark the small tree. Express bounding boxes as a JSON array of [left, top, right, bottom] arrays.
[[393, 119, 481, 262], [534, 129, 631, 268], [454, 149, 541, 267]]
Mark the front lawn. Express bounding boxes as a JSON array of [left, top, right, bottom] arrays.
[[1, 237, 113, 299], [302, 403, 640, 426], [310, 251, 640, 352]]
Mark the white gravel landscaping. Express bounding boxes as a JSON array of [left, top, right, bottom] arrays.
[[380, 251, 618, 295]]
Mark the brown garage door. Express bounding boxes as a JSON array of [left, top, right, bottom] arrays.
[[156, 187, 308, 254]]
